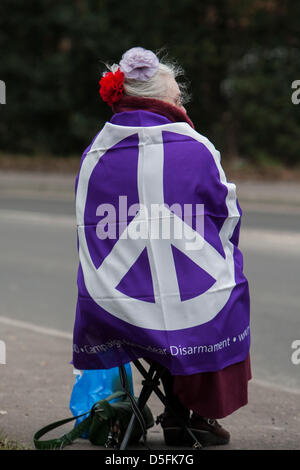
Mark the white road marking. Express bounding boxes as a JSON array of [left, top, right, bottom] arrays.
[[0, 315, 299, 395], [241, 201, 300, 215], [0, 315, 72, 340], [252, 378, 300, 396], [0, 209, 75, 227], [239, 228, 300, 254], [0, 189, 74, 202]]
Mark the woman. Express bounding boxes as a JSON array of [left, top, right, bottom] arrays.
[[73, 47, 251, 447]]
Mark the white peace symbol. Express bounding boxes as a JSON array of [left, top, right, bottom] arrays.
[[76, 122, 240, 331]]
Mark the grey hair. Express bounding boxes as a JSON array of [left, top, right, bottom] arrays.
[[104, 55, 191, 105]]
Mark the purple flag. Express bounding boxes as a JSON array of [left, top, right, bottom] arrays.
[[72, 110, 250, 375]]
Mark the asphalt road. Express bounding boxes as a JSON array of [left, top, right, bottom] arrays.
[[0, 190, 299, 393]]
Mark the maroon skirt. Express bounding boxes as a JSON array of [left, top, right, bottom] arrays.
[[172, 354, 252, 419]]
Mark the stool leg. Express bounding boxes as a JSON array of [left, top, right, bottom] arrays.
[[119, 365, 159, 449], [148, 381, 202, 449], [134, 361, 202, 449], [119, 413, 136, 450]]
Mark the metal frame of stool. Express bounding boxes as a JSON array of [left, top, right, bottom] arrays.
[[118, 359, 202, 450]]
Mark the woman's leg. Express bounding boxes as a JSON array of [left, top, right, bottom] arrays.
[[144, 357, 231, 446], [159, 366, 190, 419]]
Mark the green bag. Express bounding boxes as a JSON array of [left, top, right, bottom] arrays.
[[34, 390, 154, 450]]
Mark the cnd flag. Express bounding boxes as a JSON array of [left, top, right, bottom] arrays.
[[72, 111, 250, 375]]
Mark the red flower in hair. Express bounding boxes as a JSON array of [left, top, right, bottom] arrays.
[[99, 68, 125, 106]]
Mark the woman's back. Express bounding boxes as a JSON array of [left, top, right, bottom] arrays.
[[74, 105, 250, 375]]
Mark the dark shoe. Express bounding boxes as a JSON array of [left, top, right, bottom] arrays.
[[156, 411, 190, 446], [185, 414, 230, 447]]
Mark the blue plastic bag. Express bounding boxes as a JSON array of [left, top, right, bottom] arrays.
[[69, 364, 133, 438]]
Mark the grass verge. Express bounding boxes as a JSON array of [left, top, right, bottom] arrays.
[[0, 432, 29, 450], [1, 152, 300, 181]]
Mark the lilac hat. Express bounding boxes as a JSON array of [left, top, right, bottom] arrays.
[[119, 47, 159, 81]]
